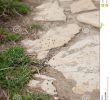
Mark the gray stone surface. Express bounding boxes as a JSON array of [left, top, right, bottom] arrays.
[[48, 35, 99, 94], [71, 0, 97, 13], [22, 0, 100, 98], [22, 24, 81, 59], [77, 11, 99, 28], [33, 1, 66, 21], [28, 74, 57, 95]]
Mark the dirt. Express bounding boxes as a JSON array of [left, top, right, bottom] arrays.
[[43, 67, 99, 100]]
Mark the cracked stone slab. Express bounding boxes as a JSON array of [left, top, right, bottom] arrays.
[[77, 11, 99, 28], [28, 74, 57, 95], [68, 35, 99, 51], [22, 24, 81, 59], [48, 35, 99, 94], [71, 0, 97, 13], [33, 1, 66, 21]]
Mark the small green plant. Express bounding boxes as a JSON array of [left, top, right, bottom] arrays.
[[0, 0, 29, 17], [0, 27, 22, 44]]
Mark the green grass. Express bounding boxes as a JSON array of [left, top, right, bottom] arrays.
[[0, 27, 22, 44], [0, 0, 29, 17], [4, 47, 30, 67], [0, 47, 51, 100], [0, 47, 30, 68], [0, 47, 31, 99]]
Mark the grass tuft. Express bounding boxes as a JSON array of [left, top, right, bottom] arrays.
[[0, 0, 30, 17], [0, 47, 51, 100], [0, 47, 31, 99], [0, 27, 22, 44]]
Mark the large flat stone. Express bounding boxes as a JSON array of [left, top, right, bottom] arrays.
[[77, 11, 99, 28], [33, 1, 66, 21], [22, 24, 81, 59], [71, 0, 97, 13], [48, 35, 99, 94]]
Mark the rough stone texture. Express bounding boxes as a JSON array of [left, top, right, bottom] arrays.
[[28, 74, 57, 95], [77, 11, 99, 28], [27, 80, 40, 88], [37, 51, 49, 60], [33, 1, 66, 21], [22, 24, 81, 59], [23, 0, 99, 98], [48, 35, 99, 94], [71, 0, 97, 13]]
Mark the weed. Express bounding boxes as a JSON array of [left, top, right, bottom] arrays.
[[0, 27, 22, 44], [6, 47, 30, 67], [0, 47, 51, 100], [0, 0, 29, 17], [0, 47, 31, 99]]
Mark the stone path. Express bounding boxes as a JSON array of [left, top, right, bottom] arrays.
[[22, 0, 99, 100]]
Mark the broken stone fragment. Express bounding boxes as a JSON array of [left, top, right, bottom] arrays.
[[33, 1, 66, 21], [77, 11, 99, 28], [28, 74, 57, 95], [71, 0, 97, 13], [34, 74, 57, 95]]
